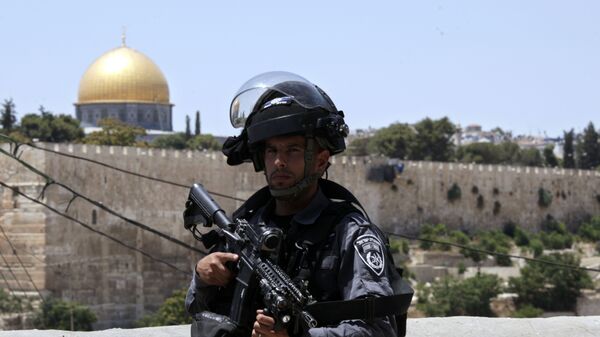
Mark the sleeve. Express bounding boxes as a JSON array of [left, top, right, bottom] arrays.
[[306, 214, 398, 337], [185, 268, 217, 315], [185, 239, 228, 316]]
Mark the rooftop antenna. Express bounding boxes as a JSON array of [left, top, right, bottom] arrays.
[[121, 26, 127, 47]]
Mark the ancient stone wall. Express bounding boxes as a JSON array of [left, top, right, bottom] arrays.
[[1, 143, 599, 328], [0, 145, 48, 297]]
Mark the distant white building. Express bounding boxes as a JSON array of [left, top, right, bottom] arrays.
[[453, 124, 511, 146]]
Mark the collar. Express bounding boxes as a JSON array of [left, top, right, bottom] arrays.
[[291, 187, 330, 226], [261, 187, 330, 226]]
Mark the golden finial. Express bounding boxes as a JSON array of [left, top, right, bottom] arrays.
[[121, 26, 127, 47]]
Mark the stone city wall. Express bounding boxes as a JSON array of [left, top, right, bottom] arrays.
[[1, 143, 599, 328]]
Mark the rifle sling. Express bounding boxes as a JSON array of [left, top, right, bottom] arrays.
[[305, 292, 413, 326]]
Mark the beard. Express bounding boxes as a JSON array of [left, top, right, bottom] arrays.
[[267, 169, 298, 189]]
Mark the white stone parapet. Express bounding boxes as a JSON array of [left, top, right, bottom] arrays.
[[0, 316, 598, 337]]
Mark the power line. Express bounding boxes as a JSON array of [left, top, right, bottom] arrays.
[[0, 181, 192, 276], [0, 236, 44, 264], [0, 134, 244, 202], [0, 224, 46, 304], [386, 231, 600, 274], [0, 256, 26, 313], [0, 145, 204, 254], [0, 249, 27, 296], [3, 134, 596, 275]]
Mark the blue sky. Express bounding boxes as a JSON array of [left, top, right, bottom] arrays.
[[1, 1, 599, 138]]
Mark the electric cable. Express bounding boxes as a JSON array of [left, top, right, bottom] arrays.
[[2, 134, 597, 275], [0, 236, 44, 264], [386, 231, 600, 273], [0, 249, 27, 296], [0, 145, 204, 254], [0, 181, 192, 276], [0, 134, 244, 202], [0, 224, 46, 303]]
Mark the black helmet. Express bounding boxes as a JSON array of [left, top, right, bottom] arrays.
[[223, 71, 349, 171]]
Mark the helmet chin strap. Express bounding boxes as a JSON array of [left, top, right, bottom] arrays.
[[268, 137, 319, 199]]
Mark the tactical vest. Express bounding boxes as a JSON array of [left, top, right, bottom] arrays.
[[233, 179, 413, 336]]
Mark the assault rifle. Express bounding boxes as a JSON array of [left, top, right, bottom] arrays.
[[184, 183, 318, 335]]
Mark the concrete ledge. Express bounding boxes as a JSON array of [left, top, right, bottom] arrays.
[[1, 316, 599, 337]]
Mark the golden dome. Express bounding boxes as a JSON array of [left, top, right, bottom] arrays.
[[78, 46, 170, 104]]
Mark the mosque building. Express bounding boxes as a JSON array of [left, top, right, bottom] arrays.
[[75, 36, 173, 134]]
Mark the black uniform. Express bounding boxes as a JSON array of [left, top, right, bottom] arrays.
[[186, 182, 398, 337]]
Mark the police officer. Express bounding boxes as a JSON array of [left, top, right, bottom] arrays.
[[186, 71, 410, 337]]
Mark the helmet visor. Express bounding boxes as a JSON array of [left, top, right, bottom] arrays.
[[230, 71, 337, 128]]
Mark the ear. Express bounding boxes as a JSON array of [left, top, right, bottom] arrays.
[[315, 148, 330, 173]]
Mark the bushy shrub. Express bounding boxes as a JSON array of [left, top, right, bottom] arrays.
[[419, 224, 450, 250], [136, 288, 191, 327], [389, 238, 410, 255], [509, 253, 592, 311], [539, 231, 573, 250], [0, 288, 29, 313], [538, 218, 573, 250], [538, 187, 553, 207], [577, 216, 600, 242], [461, 231, 513, 266], [511, 304, 544, 318], [514, 228, 531, 246], [528, 239, 544, 257], [33, 299, 97, 331], [447, 183, 462, 202], [417, 274, 503, 317]]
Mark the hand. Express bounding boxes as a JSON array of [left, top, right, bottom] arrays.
[[195, 252, 238, 286], [252, 310, 289, 337]]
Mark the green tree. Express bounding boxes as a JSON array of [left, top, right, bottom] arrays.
[[346, 137, 370, 156], [579, 122, 600, 169], [136, 288, 191, 327], [516, 148, 543, 167], [543, 145, 559, 167], [151, 132, 188, 149], [20, 106, 84, 142], [456, 143, 500, 164], [417, 274, 503, 316], [33, 298, 97, 331], [195, 110, 201, 136], [82, 118, 146, 146], [411, 117, 456, 161], [1, 98, 17, 131], [456, 142, 521, 165], [367, 122, 415, 158], [418, 223, 450, 250], [578, 216, 600, 242], [459, 231, 513, 266], [0, 288, 29, 312], [185, 115, 191, 139], [563, 129, 576, 168], [538, 217, 572, 249], [186, 134, 221, 151], [509, 253, 592, 311]]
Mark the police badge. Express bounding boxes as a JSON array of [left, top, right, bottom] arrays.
[[354, 234, 385, 276]]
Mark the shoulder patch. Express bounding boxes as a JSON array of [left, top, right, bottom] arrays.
[[353, 234, 385, 276]]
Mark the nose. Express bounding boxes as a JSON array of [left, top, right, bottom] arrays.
[[274, 153, 287, 168]]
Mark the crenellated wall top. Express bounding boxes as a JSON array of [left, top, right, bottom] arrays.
[[26, 143, 600, 178]]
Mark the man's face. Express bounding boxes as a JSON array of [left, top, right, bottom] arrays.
[[263, 135, 329, 191]]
